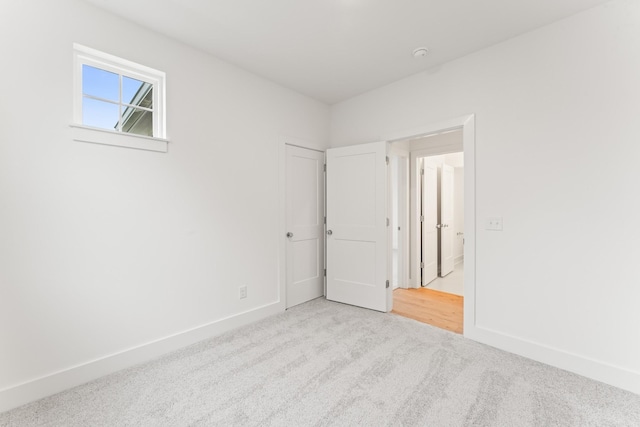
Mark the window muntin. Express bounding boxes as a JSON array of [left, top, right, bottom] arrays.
[[73, 44, 165, 140]]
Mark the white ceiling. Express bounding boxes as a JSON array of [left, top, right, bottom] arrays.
[[82, 0, 611, 104]]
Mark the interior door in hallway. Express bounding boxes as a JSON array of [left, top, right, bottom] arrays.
[[422, 159, 438, 285], [285, 145, 325, 309], [326, 141, 391, 312], [439, 163, 454, 276]]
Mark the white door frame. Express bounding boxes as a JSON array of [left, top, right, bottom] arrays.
[[393, 156, 409, 289], [388, 144, 410, 289], [278, 137, 326, 311], [421, 157, 439, 286], [439, 163, 455, 277], [383, 114, 476, 335]]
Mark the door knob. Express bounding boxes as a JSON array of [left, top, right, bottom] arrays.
[[327, 230, 333, 235], [286, 232, 293, 238], [436, 224, 442, 229]]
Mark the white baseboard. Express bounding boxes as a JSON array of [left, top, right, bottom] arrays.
[[0, 301, 283, 413], [454, 255, 464, 265], [465, 324, 640, 395]]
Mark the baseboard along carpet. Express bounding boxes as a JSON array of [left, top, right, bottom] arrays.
[[2, 298, 639, 426]]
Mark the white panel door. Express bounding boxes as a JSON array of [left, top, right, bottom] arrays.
[[326, 141, 390, 312], [440, 163, 454, 276], [421, 160, 438, 285], [285, 145, 325, 309]]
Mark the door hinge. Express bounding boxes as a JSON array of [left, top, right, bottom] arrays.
[[386, 280, 390, 289], [324, 216, 326, 224], [323, 164, 326, 172], [420, 262, 424, 269], [386, 156, 389, 165], [324, 268, 327, 277], [421, 168, 424, 176], [420, 215, 424, 222], [386, 217, 390, 227]]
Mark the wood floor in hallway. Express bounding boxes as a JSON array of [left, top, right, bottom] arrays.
[[391, 288, 463, 334]]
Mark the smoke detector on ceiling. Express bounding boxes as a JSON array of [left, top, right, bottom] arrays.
[[412, 47, 429, 58]]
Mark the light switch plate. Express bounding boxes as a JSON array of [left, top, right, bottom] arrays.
[[485, 217, 503, 231]]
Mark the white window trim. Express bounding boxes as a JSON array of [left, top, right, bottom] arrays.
[[72, 43, 168, 152]]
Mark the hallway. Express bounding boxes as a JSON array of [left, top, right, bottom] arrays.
[[391, 262, 463, 333], [424, 262, 463, 295]]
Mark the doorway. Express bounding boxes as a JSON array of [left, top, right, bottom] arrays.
[[419, 150, 464, 295], [389, 128, 466, 333]]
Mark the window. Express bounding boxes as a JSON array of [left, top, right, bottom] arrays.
[[72, 44, 167, 152]]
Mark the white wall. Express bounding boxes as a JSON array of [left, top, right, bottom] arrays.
[[331, 0, 640, 393], [0, 0, 329, 410]]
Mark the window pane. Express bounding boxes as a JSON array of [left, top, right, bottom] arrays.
[[82, 65, 119, 102], [83, 97, 119, 131], [121, 107, 153, 137], [123, 76, 153, 109]]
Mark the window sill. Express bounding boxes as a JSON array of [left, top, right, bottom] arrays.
[[70, 124, 169, 153]]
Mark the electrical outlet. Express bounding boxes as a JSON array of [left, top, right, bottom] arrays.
[[485, 217, 503, 231], [239, 286, 247, 299]]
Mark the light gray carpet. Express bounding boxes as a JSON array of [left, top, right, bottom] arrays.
[[2, 298, 639, 426]]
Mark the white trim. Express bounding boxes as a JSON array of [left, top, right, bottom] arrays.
[[465, 325, 640, 395], [387, 150, 410, 289], [461, 115, 476, 333], [73, 44, 164, 78], [382, 114, 472, 143], [0, 301, 282, 413], [71, 125, 168, 153], [412, 156, 423, 288], [278, 142, 287, 311], [73, 43, 167, 148]]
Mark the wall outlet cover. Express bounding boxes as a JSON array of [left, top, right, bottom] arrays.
[[485, 217, 503, 231]]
